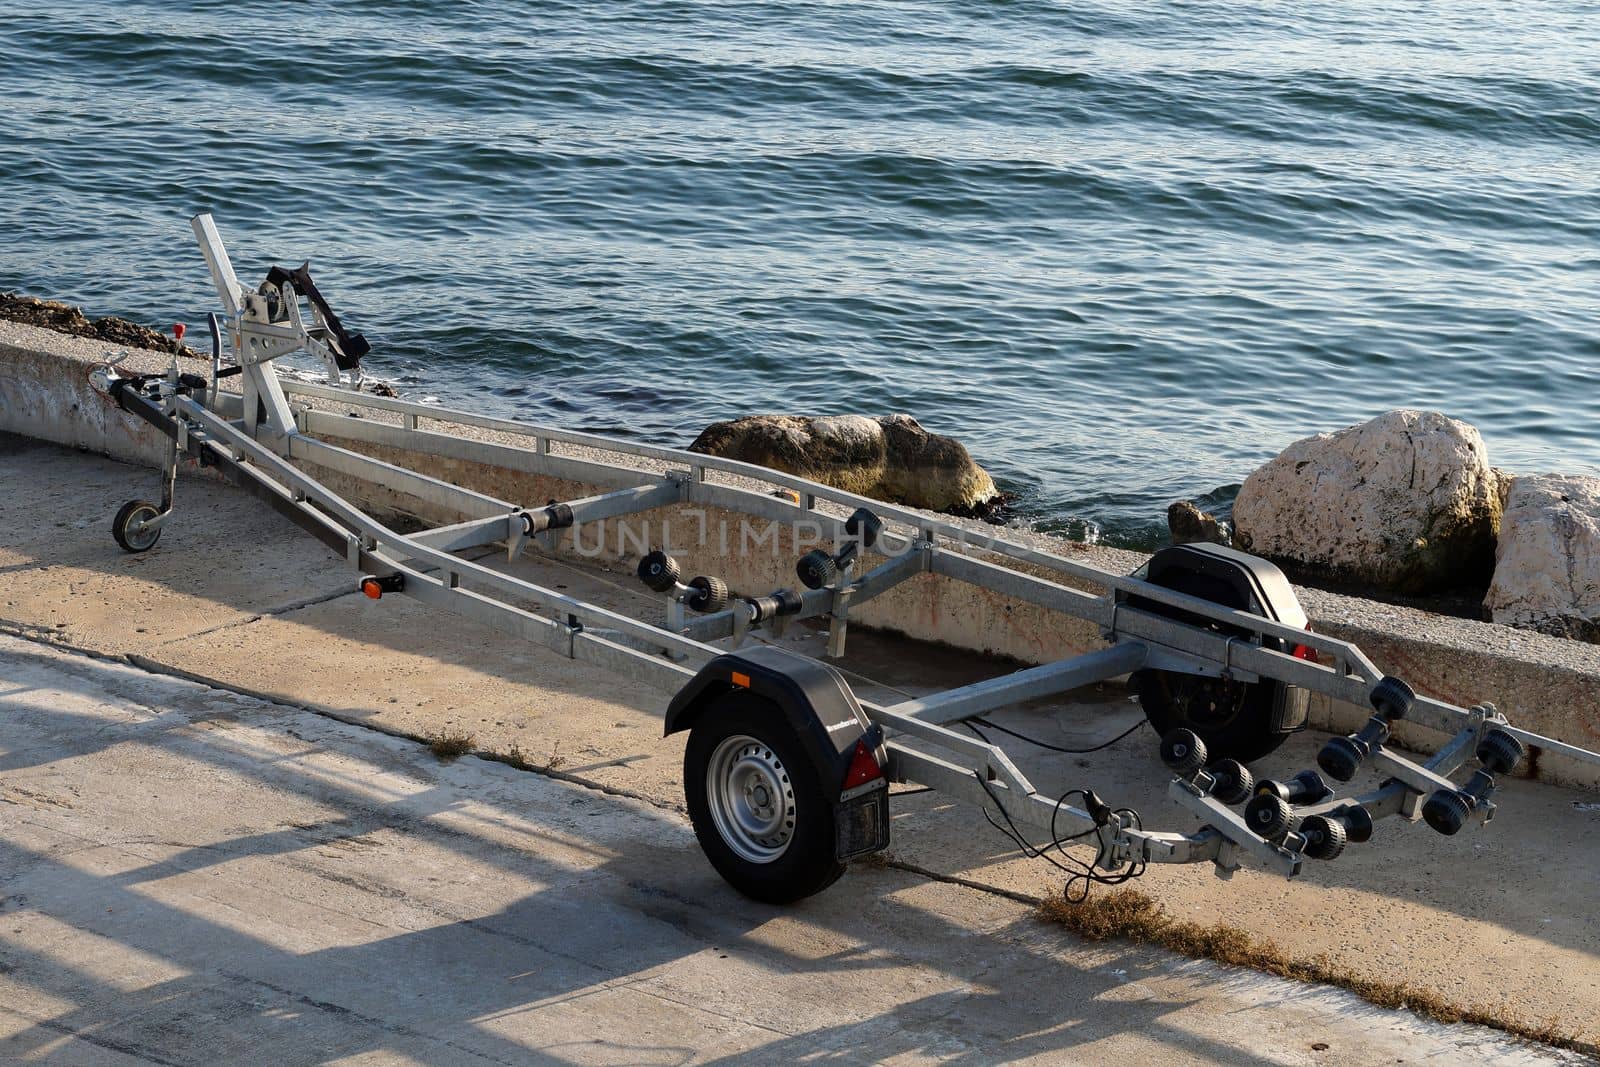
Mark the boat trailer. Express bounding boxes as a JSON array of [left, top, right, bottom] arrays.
[[96, 214, 1600, 903]]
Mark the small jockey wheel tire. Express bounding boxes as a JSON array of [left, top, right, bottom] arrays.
[[112, 500, 163, 553], [683, 691, 846, 904]]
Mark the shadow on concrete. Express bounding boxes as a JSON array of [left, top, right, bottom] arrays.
[[0, 645, 1303, 1066]]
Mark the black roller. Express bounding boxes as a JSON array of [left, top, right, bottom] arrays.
[[1244, 793, 1294, 840], [1317, 734, 1367, 782], [1300, 814, 1347, 860], [685, 575, 729, 614], [1206, 759, 1254, 805], [796, 549, 838, 590], [1339, 804, 1375, 844], [1255, 769, 1332, 806], [844, 507, 883, 550], [1422, 789, 1473, 836], [637, 551, 680, 593], [1477, 728, 1525, 776], [747, 588, 805, 623], [1369, 675, 1415, 721], [1160, 728, 1207, 776]]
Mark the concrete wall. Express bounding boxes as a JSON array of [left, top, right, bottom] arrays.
[[5, 317, 1598, 788], [0, 322, 173, 467]]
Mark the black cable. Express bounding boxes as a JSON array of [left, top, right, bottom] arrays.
[[971, 772, 1149, 903], [970, 716, 1148, 754]]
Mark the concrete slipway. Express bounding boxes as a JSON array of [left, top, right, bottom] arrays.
[[1, 320, 1599, 1062]]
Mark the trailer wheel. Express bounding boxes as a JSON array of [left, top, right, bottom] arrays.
[[683, 692, 845, 904], [1131, 568, 1296, 763], [112, 500, 163, 553], [1134, 669, 1287, 764]]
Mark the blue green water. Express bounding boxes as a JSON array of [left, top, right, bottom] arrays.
[[3, 2, 1598, 546]]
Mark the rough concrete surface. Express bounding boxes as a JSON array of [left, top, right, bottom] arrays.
[[2, 435, 1600, 1063], [0, 637, 1583, 1066]]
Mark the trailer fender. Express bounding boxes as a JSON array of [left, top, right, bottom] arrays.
[[667, 645, 873, 773]]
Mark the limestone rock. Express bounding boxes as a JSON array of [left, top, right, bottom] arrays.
[[1167, 501, 1228, 545], [689, 413, 998, 513], [1232, 410, 1501, 594], [1484, 474, 1600, 642]]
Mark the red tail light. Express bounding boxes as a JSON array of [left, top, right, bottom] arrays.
[[842, 739, 884, 791], [1292, 624, 1316, 660]]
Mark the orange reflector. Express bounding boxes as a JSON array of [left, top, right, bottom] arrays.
[[361, 578, 383, 600], [842, 739, 884, 791], [730, 671, 750, 689]]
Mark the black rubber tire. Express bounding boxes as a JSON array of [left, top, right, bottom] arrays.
[[683, 692, 846, 904], [1130, 569, 1293, 764], [1422, 789, 1472, 836], [1207, 759, 1254, 805], [1368, 675, 1416, 722], [112, 500, 162, 553], [1244, 793, 1293, 840], [1159, 728, 1207, 775], [638, 551, 680, 593], [795, 549, 837, 590], [1477, 728, 1525, 776], [1300, 814, 1347, 860], [686, 575, 729, 614]]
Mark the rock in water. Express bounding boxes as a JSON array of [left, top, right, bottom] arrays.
[[1232, 410, 1502, 594], [1168, 501, 1228, 545], [1484, 474, 1600, 642], [689, 413, 999, 513]]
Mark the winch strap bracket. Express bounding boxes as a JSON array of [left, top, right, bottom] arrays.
[[264, 262, 370, 369]]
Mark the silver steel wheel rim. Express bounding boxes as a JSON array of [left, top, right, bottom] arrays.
[[706, 734, 796, 864], [123, 506, 160, 550]]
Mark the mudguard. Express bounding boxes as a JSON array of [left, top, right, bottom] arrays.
[[1139, 542, 1308, 629], [666, 644, 873, 780]]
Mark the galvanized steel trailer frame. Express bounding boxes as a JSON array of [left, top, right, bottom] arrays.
[[97, 215, 1600, 889]]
